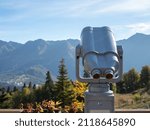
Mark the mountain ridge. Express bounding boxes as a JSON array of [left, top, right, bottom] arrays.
[[0, 33, 149, 87]]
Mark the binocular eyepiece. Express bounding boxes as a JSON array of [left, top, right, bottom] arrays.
[[91, 69, 114, 79], [105, 69, 114, 79]]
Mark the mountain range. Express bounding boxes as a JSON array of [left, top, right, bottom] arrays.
[[0, 33, 150, 87]]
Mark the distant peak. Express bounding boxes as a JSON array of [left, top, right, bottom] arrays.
[[128, 33, 150, 41], [8, 41, 21, 44], [131, 32, 149, 37], [25, 39, 48, 46], [34, 39, 45, 42], [27, 39, 46, 43], [136, 33, 144, 35], [0, 40, 21, 46]]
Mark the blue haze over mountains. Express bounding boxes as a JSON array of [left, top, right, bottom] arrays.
[[0, 33, 150, 87]]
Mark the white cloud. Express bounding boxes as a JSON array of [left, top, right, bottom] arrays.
[[1, 0, 150, 20], [94, 0, 150, 14], [126, 23, 150, 33], [1, 0, 150, 42], [111, 23, 150, 40]]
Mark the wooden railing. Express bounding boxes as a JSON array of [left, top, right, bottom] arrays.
[[0, 109, 23, 113], [0, 109, 150, 113], [115, 109, 150, 113]]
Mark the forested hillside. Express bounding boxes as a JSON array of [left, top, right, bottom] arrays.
[[0, 33, 150, 87], [0, 58, 149, 112]]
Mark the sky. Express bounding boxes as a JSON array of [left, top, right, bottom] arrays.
[[0, 0, 150, 43]]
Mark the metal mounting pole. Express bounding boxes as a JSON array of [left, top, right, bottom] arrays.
[[84, 83, 114, 113]]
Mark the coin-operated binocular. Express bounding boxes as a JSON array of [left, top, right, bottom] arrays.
[[76, 26, 123, 83], [76, 26, 123, 112]]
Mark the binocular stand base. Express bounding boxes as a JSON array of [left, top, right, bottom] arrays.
[[84, 83, 114, 113]]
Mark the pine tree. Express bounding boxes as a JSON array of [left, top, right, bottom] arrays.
[[44, 71, 55, 100], [0, 88, 8, 103], [123, 68, 140, 92], [7, 87, 10, 93], [116, 80, 126, 93], [13, 86, 18, 92], [22, 83, 26, 92], [33, 84, 36, 90], [1, 87, 6, 94], [28, 82, 32, 89], [55, 58, 74, 108], [140, 65, 150, 90]]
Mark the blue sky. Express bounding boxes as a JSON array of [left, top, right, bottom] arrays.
[[0, 0, 150, 43]]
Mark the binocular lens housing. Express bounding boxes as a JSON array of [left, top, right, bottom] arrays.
[[91, 69, 100, 79], [91, 69, 114, 79], [105, 69, 114, 79]]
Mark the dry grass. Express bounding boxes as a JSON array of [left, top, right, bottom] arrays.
[[115, 91, 150, 109]]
